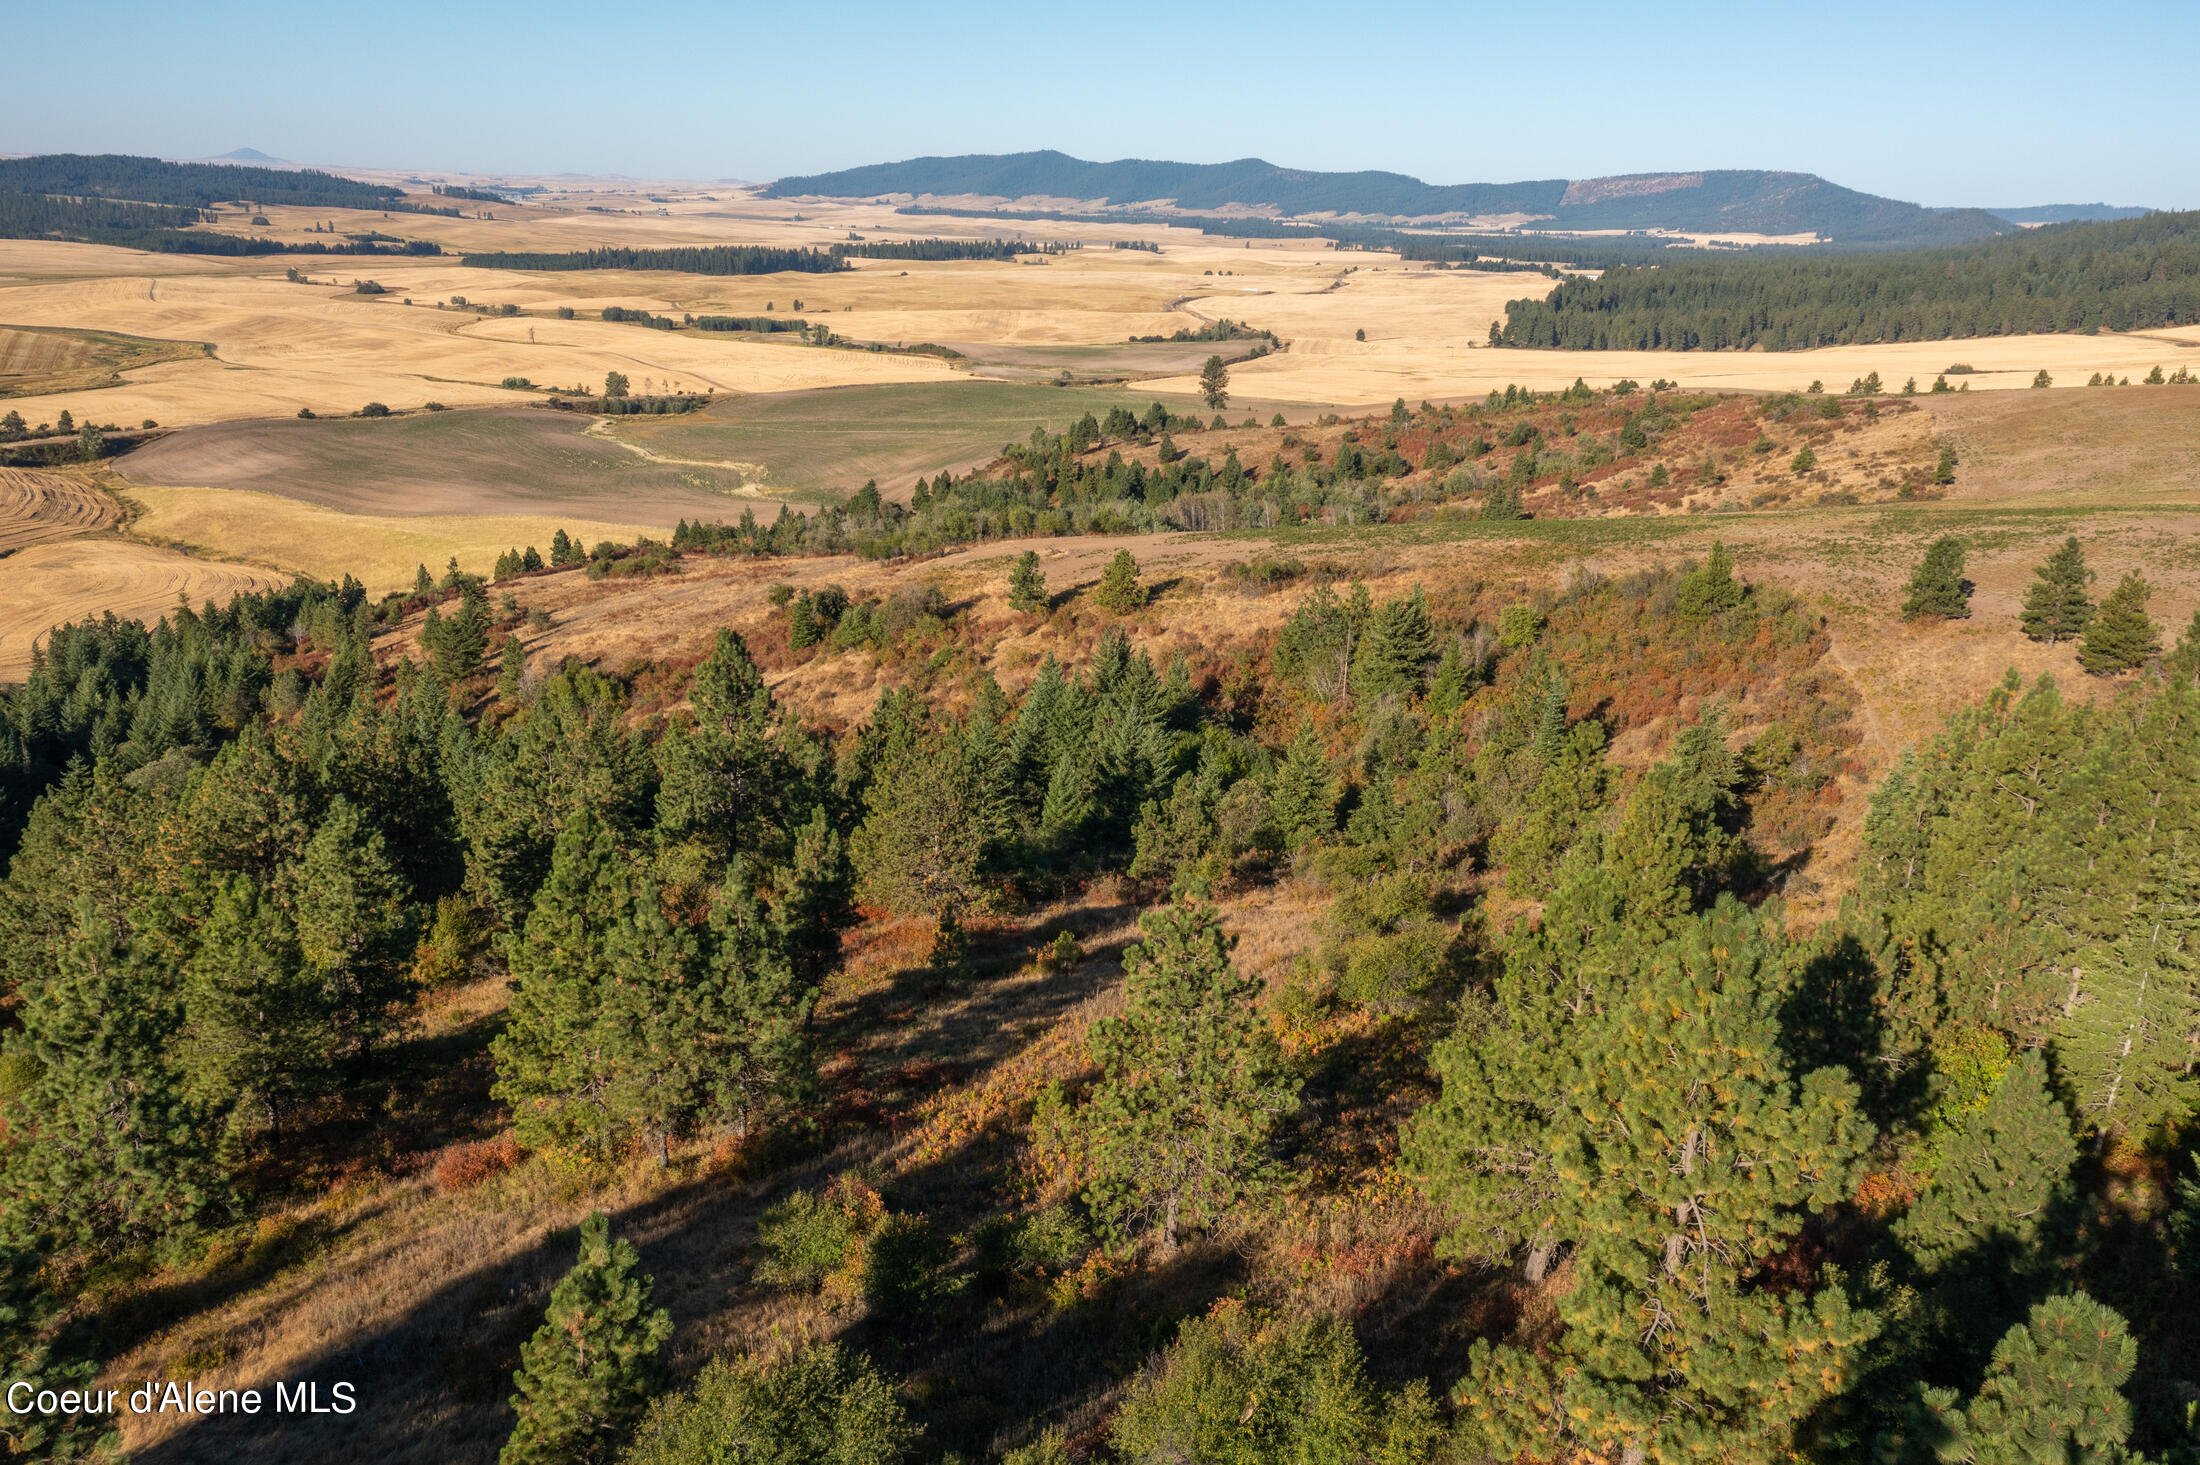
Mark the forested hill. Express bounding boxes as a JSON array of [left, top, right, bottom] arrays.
[[766, 150, 2011, 247], [1495, 208, 2200, 350], [0, 153, 403, 210]]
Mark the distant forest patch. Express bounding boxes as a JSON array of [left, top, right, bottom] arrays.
[[461, 238, 1047, 275], [1495, 210, 2199, 350], [0, 153, 459, 255], [0, 153, 405, 211]]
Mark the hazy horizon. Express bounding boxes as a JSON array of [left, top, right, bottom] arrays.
[[4, 0, 2195, 211]]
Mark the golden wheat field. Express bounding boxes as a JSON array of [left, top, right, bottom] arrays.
[[0, 537, 287, 678], [7, 188, 2197, 440], [121, 483, 668, 595], [0, 467, 120, 550]]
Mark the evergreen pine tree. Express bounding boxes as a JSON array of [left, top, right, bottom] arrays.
[[434, 581, 492, 681], [2076, 571, 2159, 675], [1267, 717, 1338, 850], [490, 811, 633, 1160], [501, 1212, 671, 1465], [1008, 549, 1049, 613], [1903, 535, 1972, 619], [2, 906, 225, 1254], [1492, 719, 1610, 898], [1350, 587, 1435, 698], [1428, 901, 1876, 1465], [181, 874, 337, 1143], [413, 562, 434, 595], [1918, 1293, 2138, 1465], [1675, 541, 1745, 618], [289, 796, 415, 1063], [1110, 1308, 1443, 1465], [1426, 641, 1478, 718], [1894, 1050, 2075, 1269], [1068, 904, 1299, 1250], [2164, 606, 2200, 684], [2059, 918, 2194, 1138], [652, 629, 798, 868], [1093, 549, 1147, 614], [2170, 1155, 2200, 1275], [697, 867, 819, 1139], [497, 634, 526, 702], [1479, 480, 1526, 520], [2019, 537, 2094, 644], [849, 722, 992, 917], [0, 1250, 113, 1461], [622, 1343, 913, 1465]]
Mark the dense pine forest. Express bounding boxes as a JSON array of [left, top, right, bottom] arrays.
[[2, 481, 2198, 1463], [1495, 210, 2200, 350]]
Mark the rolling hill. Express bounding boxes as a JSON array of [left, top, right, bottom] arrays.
[[765, 150, 2013, 247]]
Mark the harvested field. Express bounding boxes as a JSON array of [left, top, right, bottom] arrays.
[[1920, 383, 2200, 504], [6, 194, 2193, 440], [116, 407, 800, 520], [0, 322, 208, 400], [121, 483, 669, 595], [0, 538, 285, 679], [0, 467, 120, 551]]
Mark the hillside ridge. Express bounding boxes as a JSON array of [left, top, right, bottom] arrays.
[[765, 149, 2013, 247]]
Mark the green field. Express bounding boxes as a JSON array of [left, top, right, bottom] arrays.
[[604, 379, 1296, 499]]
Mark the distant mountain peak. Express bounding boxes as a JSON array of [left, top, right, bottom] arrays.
[[216, 147, 283, 163]]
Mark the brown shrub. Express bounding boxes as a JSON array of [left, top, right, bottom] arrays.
[[432, 1133, 523, 1192]]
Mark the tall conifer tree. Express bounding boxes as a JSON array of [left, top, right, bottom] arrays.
[[2019, 537, 2094, 644], [2077, 571, 2160, 675], [1903, 536, 1972, 619], [501, 1213, 671, 1465], [1066, 903, 1300, 1250], [1895, 1050, 2076, 1268], [1915, 1293, 2139, 1465]]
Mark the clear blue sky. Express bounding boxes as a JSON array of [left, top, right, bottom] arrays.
[[5, 0, 2194, 209]]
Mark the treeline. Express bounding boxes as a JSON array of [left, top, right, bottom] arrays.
[[1498, 208, 2200, 349], [463, 238, 1050, 275], [0, 190, 444, 256], [0, 153, 404, 210], [430, 183, 509, 204], [836, 237, 1030, 261], [692, 314, 807, 333], [464, 244, 850, 275]]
